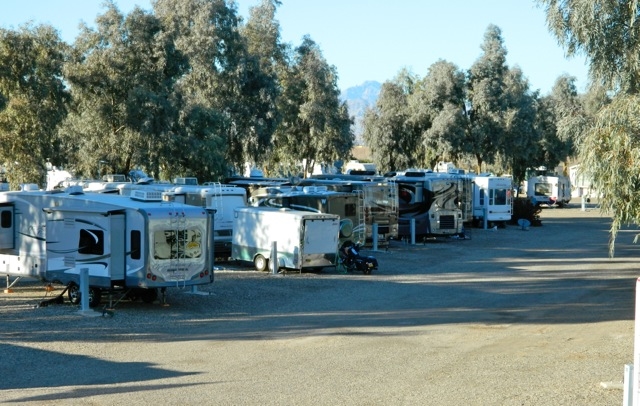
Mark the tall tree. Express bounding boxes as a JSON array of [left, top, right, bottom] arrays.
[[0, 24, 69, 188], [61, 1, 184, 179], [408, 60, 467, 169], [154, 0, 246, 180], [362, 69, 419, 174], [539, 0, 640, 93], [465, 24, 509, 173], [499, 66, 539, 182], [271, 36, 352, 177], [538, 0, 640, 255], [236, 0, 283, 171]]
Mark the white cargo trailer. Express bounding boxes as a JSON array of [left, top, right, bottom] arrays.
[[232, 207, 340, 272]]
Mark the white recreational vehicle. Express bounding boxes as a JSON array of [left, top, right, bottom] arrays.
[[468, 174, 513, 227], [297, 178, 399, 247], [79, 180, 246, 260], [163, 183, 247, 258], [250, 186, 365, 247], [391, 170, 468, 238], [232, 207, 340, 272], [525, 175, 571, 207], [0, 187, 213, 306]]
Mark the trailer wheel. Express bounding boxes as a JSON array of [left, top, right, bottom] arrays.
[[254, 254, 269, 272], [89, 288, 101, 307], [140, 288, 158, 304], [68, 283, 81, 305], [67, 283, 101, 307]]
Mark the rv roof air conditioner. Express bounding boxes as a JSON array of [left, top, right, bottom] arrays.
[[20, 183, 40, 191], [131, 189, 163, 202], [302, 186, 328, 193]]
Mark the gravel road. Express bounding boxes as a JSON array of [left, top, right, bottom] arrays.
[[0, 199, 637, 405]]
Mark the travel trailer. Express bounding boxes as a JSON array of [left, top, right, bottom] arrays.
[[0, 187, 213, 306], [232, 207, 340, 272], [525, 175, 572, 207], [78, 180, 246, 260], [163, 183, 247, 259], [296, 178, 399, 247], [467, 174, 513, 227], [391, 170, 468, 238]]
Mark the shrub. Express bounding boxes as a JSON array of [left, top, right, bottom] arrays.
[[510, 197, 542, 226]]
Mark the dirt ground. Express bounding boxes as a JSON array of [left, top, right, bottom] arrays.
[[0, 198, 638, 405]]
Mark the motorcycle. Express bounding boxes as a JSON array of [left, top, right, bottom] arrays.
[[339, 240, 378, 275]]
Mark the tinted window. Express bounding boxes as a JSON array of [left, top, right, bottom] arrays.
[[131, 230, 141, 260], [78, 229, 104, 255]]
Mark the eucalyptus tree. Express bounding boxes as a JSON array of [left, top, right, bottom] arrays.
[[61, 1, 184, 179], [0, 24, 69, 188], [465, 24, 509, 173], [154, 0, 251, 180], [498, 66, 539, 181], [236, 0, 284, 171], [538, 0, 640, 254], [408, 59, 466, 169], [271, 36, 352, 177], [546, 75, 586, 166], [362, 69, 420, 174]]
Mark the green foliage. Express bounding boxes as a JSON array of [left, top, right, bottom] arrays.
[[270, 36, 353, 177], [539, 0, 640, 256], [465, 24, 509, 173], [538, 0, 640, 94], [362, 70, 421, 174], [0, 24, 69, 188], [579, 94, 640, 256]]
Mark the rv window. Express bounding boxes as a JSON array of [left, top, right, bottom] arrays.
[[154, 229, 202, 259], [479, 189, 485, 206], [494, 189, 507, 205], [0, 210, 11, 228], [78, 229, 104, 255], [131, 230, 141, 260], [535, 183, 551, 196]]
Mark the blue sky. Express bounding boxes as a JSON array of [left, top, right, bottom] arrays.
[[1, 0, 589, 95]]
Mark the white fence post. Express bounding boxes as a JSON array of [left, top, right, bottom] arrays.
[[625, 363, 634, 406], [270, 241, 278, 274], [80, 268, 90, 311], [410, 218, 416, 245], [372, 223, 379, 251]]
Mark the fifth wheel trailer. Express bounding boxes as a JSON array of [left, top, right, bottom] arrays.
[[232, 207, 340, 272], [0, 186, 214, 306]]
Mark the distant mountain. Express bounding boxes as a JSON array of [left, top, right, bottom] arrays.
[[340, 81, 381, 145]]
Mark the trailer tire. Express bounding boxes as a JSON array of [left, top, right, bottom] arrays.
[[254, 254, 269, 272], [68, 283, 80, 305], [67, 283, 101, 307]]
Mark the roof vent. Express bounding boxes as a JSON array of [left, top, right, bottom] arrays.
[[66, 185, 84, 195]]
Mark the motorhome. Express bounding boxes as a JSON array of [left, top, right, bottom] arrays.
[[232, 207, 340, 272], [391, 170, 468, 238], [467, 174, 513, 227], [0, 186, 213, 306]]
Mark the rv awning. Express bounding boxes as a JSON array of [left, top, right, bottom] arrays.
[[42, 207, 126, 215]]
